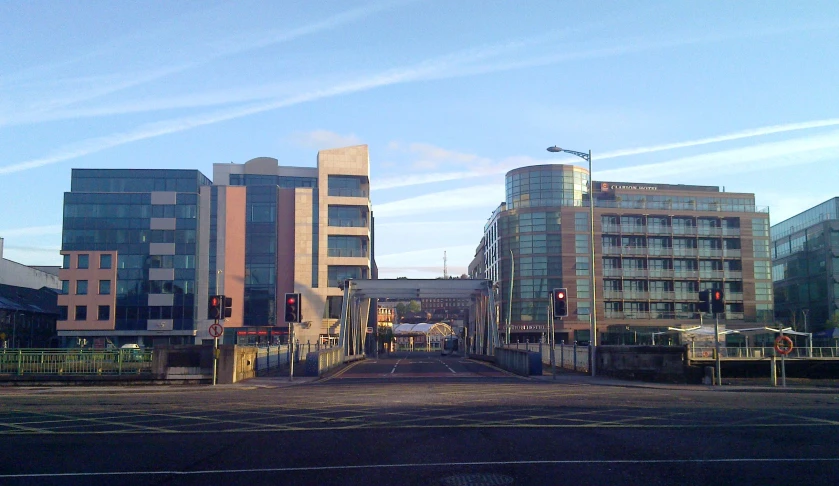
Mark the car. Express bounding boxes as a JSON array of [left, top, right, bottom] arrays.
[[120, 343, 143, 361]]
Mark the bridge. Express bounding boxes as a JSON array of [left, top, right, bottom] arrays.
[[336, 278, 500, 360]]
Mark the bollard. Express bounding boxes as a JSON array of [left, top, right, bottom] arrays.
[[573, 343, 577, 371], [771, 355, 777, 387]]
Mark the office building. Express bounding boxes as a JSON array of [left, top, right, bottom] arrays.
[[771, 197, 839, 333], [56, 145, 374, 347], [482, 164, 773, 344], [57, 169, 212, 347]]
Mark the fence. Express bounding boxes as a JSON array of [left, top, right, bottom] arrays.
[[689, 346, 839, 359], [0, 348, 153, 376], [251, 341, 329, 376], [507, 342, 590, 373]]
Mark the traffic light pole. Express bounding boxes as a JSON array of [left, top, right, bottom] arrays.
[[714, 314, 722, 386], [548, 297, 556, 380], [212, 317, 219, 386], [289, 322, 294, 382]]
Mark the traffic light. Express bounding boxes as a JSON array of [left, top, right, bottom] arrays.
[[711, 290, 725, 314], [208, 295, 222, 320], [223, 296, 233, 318], [698, 290, 710, 313], [284, 293, 301, 323], [552, 288, 568, 318]]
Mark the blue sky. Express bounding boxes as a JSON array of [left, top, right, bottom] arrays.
[[1, 0, 838, 278]]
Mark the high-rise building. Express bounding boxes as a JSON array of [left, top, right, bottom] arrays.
[[482, 164, 773, 345], [771, 197, 839, 333], [57, 169, 212, 347], [210, 146, 373, 346], [56, 145, 374, 348]]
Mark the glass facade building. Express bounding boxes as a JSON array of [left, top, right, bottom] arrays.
[[771, 198, 839, 333], [483, 164, 773, 345], [58, 169, 212, 346]]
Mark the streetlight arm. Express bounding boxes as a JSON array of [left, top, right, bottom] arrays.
[[562, 149, 591, 161]]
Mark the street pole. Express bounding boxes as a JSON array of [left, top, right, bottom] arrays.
[[212, 317, 218, 386], [780, 327, 787, 387], [587, 150, 597, 378], [508, 249, 514, 346], [549, 297, 556, 380], [289, 322, 294, 382], [714, 314, 722, 386]]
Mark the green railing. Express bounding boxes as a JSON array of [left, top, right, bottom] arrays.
[[0, 349, 154, 376]]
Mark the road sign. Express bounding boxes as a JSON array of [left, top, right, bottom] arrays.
[[209, 323, 224, 338]]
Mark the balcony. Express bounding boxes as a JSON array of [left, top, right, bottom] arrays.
[[647, 226, 672, 234], [724, 271, 743, 279], [603, 290, 650, 300], [328, 188, 368, 198], [327, 248, 368, 258], [648, 269, 674, 278], [328, 218, 368, 228], [722, 228, 741, 236], [723, 249, 742, 258], [697, 227, 722, 236]]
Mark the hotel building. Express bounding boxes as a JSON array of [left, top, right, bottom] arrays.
[[482, 164, 773, 345]]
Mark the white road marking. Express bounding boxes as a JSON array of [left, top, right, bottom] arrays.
[[436, 359, 456, 374], [3, 458, 839, 478], [390, 359, 403, 374]]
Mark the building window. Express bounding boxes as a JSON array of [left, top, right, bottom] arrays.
[[76, 280, 88, 295], [78, 254, 89, 269], [575, 213, 588, 231], [99, 280, 111, 295], [753, 239, 770, 258], [754, 261, 771, 281], [575, 234, 589, 254], [62, 254, 71, 269], [98, 305, 110, 321], [75, 305, 87, 321], [575, 257, 589, 276], [755, 282, 772, 302], [58, 306, 68, 321], [752, 218, 769, 237], [577, 279, 590, 299], [60, 280, 69, 295], [100, 254, 112, 269]]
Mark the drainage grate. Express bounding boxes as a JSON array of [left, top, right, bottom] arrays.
[[438, 473, 515, 486]]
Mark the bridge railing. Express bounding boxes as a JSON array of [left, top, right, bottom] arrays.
[[688, 346, 839, 359], [506, 342, 590, 373], [0, 348, 153, 375]]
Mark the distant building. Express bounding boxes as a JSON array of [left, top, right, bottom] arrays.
[[481, 163, 773, 345], [0, 283, 59, 348], [771, 197, 839, 333], [0, 237, 61, 290]]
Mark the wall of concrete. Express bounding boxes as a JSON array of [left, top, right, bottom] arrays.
[[596, 345, 688, 382]]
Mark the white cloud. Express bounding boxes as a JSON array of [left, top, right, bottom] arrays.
[[0, 225, 63, 237], [598, 118, 839, 160], [374, 184, 504, 218], [287, 130, 363, 150], [597, 130, 839, 182]]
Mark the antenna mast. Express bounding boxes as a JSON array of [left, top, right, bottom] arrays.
[[443, 251, 448, 279]]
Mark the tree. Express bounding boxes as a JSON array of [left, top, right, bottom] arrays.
[[408, 300, 421, 312], [824, 311, 839, 331]]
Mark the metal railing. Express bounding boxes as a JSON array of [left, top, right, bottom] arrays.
[[0, 348, 153, 375], [327, 218, 368, 228], [688, 346, 839, 359], [327, 248, 368, 258], [328, 188, 368, 198], [509, 342, 590, 373]]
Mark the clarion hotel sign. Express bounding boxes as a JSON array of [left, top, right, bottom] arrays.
[[601, 182, 658, 192]]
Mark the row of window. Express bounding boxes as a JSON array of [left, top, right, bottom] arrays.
[[59, 305, 110, 321], [62, 253, 111, 270], [61, 279, 111, 295]]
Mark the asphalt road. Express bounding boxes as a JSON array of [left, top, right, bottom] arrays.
[[2, 352, 839, 486]]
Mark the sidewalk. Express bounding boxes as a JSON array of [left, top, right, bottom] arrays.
[[531, 368, 839, 394]]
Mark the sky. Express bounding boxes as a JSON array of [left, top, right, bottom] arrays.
[[1, 0, 838, 278]]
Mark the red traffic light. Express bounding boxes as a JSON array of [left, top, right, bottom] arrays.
[[287, 296, 297, 305], [210, 296, 220, 306], [556, 291, 565, 299], [714, 291, 721, 299]]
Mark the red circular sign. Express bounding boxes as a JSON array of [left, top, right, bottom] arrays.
[[209, 323, 224, 338]]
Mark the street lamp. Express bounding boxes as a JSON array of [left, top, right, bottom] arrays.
[[547, 145, 597, 377]]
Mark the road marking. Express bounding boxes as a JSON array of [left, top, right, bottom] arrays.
[[4, 457, 839, 479], [390, 359, 403, 374], [436, 359, 457, 374]]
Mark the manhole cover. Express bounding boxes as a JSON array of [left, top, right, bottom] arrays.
[[439, 473, 515, 486]]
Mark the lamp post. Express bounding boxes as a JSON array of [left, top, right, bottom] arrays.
[[547, 145, 597, 377]]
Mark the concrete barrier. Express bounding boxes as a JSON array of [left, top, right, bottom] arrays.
[[305, 347, 345, 377], [596, 345, 688, 382], [494, 347, 534, 376]]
